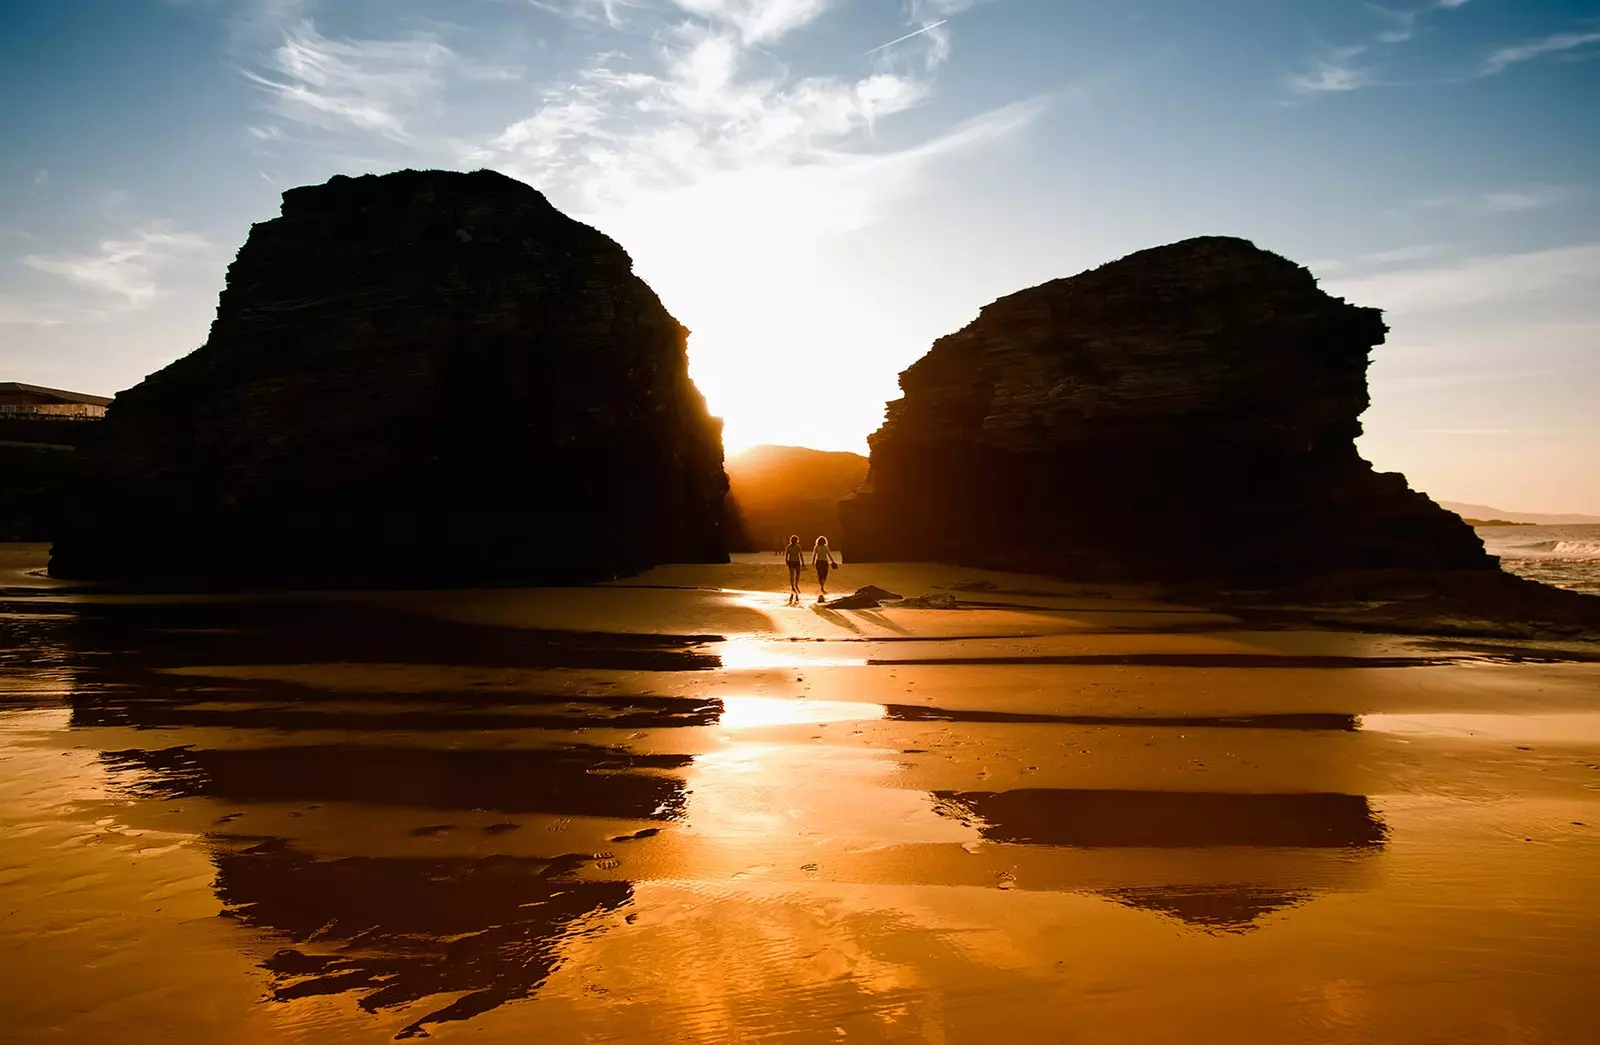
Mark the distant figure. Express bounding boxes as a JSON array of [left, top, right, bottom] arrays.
[[784, 535, 804, 594], [813, 536, 837, 598]]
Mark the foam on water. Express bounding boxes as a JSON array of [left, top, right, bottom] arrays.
[[1476, 523, 1600, 594]]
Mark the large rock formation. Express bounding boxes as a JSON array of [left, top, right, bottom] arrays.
[[51, 169, 730, 586], [841, 236, 1494, 585]]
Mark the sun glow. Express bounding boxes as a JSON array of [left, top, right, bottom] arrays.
[[588, 173, 908, 455]]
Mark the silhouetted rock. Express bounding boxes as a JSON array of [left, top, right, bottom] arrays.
[[726, 445, 868, 552], [0, 383, 109, 541], [0, 442, 76, 541], [825, 584, 902, 608], [50, 169, 730, 586], [841, 236, 1495, 586]]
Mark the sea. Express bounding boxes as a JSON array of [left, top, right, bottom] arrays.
[[1476, 523, 1600, 595]]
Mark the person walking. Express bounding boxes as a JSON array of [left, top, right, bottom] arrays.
[[813, 536, 837, 599], [783, 535, 805, 595]]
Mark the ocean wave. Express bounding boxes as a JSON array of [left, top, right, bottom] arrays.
[[1497, 539, 1600, 559], [1503, 539, 1563, 552]]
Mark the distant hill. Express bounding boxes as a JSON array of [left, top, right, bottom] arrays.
[[726, 445, 869, 552], [1439, 502, 1600, 526]]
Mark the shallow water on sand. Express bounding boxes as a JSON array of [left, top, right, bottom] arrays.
[[3, 548, 1599, 1043]]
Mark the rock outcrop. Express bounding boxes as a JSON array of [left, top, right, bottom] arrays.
[[0, 384, 109, 541], [0, 442, 77, 541], [841, 236, 1494, 585], [51, 169, 730, 586]]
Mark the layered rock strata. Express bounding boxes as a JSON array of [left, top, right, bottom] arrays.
[[52, 169, 729, 585], [841, 236, 1494, 585]]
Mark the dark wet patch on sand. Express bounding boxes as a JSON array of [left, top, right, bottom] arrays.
[[871, 652, 1455, 669], [70, 683, 723, 733], [102, 744, 693, 819], [60, 599, 724, 673], [886, 704, 1358, 731], [932, 789, 1387, 849], [609, 827, 662, 842]]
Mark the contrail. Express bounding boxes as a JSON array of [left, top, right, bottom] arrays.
[[865, 19, 949, 56]]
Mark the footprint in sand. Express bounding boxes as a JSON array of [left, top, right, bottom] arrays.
[[547, 817, 573, 833]]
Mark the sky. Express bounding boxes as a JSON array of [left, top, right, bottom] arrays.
[[1, 0, 1598, 513]]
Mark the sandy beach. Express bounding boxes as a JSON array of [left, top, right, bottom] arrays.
[[2, 543, 1598, 1043]]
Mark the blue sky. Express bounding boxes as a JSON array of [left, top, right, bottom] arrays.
[[2, 0, 1597, 511]]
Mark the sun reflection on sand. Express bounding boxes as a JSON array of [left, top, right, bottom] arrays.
[[675, 695, 969, 853], [714, 634, 868, 670], [716, 695, 885, 730]]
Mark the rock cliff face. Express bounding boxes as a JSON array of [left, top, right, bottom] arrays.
[[841, 236, 1494, 584], [51, 169, 730, 586]]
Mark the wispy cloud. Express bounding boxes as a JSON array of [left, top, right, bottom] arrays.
[[1415, 185, 1572, 214], [23, 229, 209, 309], [528, 0, 647, 29], [1325, 241, 1600, 314], [1311, 243, 1452, 275], [1287, 0, 1470, 95], [1481, 30, 1600, 76], [480, 0, 1001, 209], [245, 21, 456, 140], [670, 0, 833, 46], [1288, 47, 1374, 94]]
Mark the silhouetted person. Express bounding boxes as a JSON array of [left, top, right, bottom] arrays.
[[784, 534, 804, 594], [813, 536, 837, 598]]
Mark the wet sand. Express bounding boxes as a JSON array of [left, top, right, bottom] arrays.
[[2, 544, 1598, 1043]]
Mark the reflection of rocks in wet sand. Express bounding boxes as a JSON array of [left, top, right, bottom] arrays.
[[214, 839, 628, 1039], [875, 652, 1452, 668], [935, 789, 1385, 931], [103, 744, 691, 819], [887, 704, 1359, 731], [70, 681, 722, 734], [1101, 885, 1315, 933], [932, 789, 1386, 849], [64, 598, 722, 673]]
